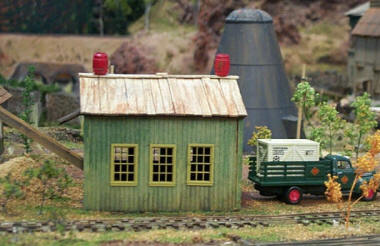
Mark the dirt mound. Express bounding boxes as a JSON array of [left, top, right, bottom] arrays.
[[0, 155, 83, 208], [110, 41, 158, 74]]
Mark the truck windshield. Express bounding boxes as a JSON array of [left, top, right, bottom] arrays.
[[337, 160, 351, 169]]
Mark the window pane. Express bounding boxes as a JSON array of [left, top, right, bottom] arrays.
[[128, 174, 134, 181], [191, 164, 196, 171], [160, 165, 166, 172], [160, 174, 165, 181], [121, 173, 127, 181], [204, 173, 210, 181], [128, 165, 134, 172], [197, 173, 203, 180], [190, 173, 196, 180], [167, 174, 173, 182], [115, 165, 120, 172], [153, 165, 159, 172], [197, 165, 203, 171], [128, 148, 134, 155], [167, 148, 173, 155], [160, 148, 166, 155], [167, 165, 173, 173], [205, 148, 210, 155], [204, 165, 210, 172], [153, 174, 159, 181], [192, 147, 197, 155], [121, 165, 127, 172]]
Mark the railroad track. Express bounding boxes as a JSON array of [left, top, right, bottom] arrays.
[[1, 209, 380, 234], [257, 234, 380, 246]]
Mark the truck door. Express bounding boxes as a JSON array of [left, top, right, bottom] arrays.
[[336, 160, 355, 191]]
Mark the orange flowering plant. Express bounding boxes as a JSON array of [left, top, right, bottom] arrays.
[[325, 130, 380, 229]]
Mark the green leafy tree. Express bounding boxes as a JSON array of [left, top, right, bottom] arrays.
[[248, 126, 272, 153], [103, 0, 145, 34], [291, 81, 317, 138], [0, 174, 24, 214], [24, 160, 71, 214], [349, 93, 377, 159], [19, 66, 35, 153], [311, 103, 345, 155], [343, 122, 357, 158]]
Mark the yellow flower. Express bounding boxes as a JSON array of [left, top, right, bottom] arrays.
[[324, 174, 342, 203]]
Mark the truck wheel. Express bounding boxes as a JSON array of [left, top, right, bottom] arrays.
[[284, 186, 303, 205], [362, 189, 377, 202]]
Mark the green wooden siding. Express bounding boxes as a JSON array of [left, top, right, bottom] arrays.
[[83, 116, 243, 212]]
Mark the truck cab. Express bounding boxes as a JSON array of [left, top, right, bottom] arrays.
[[326, 155, 356, 191]]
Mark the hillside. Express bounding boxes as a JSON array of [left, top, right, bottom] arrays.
[[0, 0, 367, 79]]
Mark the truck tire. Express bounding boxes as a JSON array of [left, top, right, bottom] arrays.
[[284, 186, 303, 205], [362, 189, 377, 202]]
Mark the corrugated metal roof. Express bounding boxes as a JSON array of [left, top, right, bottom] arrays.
[[79, 73, 247, 117], [345, 2, 369, 17], [352, 8, 380, 37], [0, 86, 11, 105], [226, 8, 272, 23]]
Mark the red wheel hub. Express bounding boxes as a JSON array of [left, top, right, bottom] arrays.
[[366, 189, 374, 199], [289, 189, 300, 202]]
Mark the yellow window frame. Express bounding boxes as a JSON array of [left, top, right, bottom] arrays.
[[110, 144, 138, 186], [187, 144, 214, 186], [149, 144, 176, 186]]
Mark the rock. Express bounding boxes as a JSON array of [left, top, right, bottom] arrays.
[[45, 92, 80, 125], [3, 87, 41, 126]]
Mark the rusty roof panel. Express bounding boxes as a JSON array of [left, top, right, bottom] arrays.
[[79, 73, 247, 118], [352, 8, 380, 37], [0, 86, 11, 105]]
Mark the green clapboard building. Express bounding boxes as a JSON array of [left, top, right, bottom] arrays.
[[79, 73, 247, 212]]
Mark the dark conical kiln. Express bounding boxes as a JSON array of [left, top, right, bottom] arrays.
[[214, 8, 298, 152]]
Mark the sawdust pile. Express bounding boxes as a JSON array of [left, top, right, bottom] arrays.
[[0, 155, 83, 208]]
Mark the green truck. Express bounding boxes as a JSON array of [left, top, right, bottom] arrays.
[[249, 147, 377, 204]]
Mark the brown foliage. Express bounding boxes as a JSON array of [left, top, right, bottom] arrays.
[[110, 41, 158, 74], [193, 0, 244, 72]]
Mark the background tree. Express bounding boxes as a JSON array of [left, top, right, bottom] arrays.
[[247, 126, 272, 154], [144, 0, 156, 31], [310, 103, 345, 155], [350, 93, 377, 159], [291, 81, 316, 139], [103, 0, 145, 34], [19, 67, 35, 153], [0, 0, 145, 35]]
